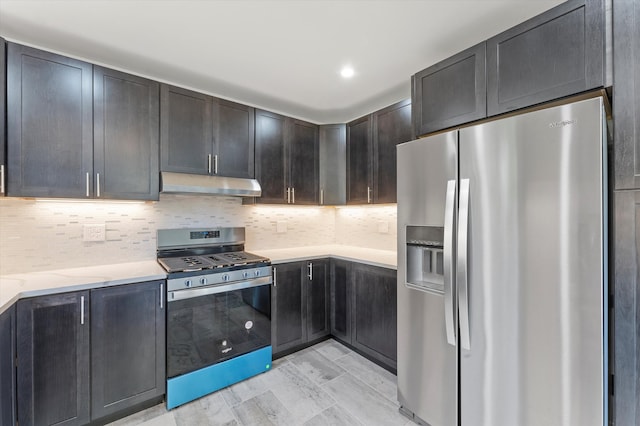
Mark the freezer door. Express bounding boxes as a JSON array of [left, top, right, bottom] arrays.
[[458, 97, 606, 426], [397, 131, 457, 426]]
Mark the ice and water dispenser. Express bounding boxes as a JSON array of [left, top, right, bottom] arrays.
[[405, 226, 445, 293]]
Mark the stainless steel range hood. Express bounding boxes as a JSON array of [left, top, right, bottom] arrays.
[[160, 172, 261, 197]]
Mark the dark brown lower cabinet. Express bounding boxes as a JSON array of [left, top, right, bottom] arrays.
[[0, 306, 16, 426], [330, 259, 352, 343], [272, 262, 307, 355], [306, 260, 330, 341], [613, 190, 640, 426], [91, 281, 165, 420], [272, 260, 330, 356], [352, 263, 397, 371], [17, 291, 91, 426], [15, 281, 165, 425]]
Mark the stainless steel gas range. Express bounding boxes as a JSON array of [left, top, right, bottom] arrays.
[[157, 227, 272, 410]]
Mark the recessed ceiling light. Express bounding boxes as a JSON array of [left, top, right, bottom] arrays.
[[340, 66, 355, 79]]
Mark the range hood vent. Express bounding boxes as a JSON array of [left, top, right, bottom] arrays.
[[160, 172, 261, 197]]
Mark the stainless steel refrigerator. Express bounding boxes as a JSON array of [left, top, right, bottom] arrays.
[[397, 96, 607, 426]]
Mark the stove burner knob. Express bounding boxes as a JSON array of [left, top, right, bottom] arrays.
[[200, 277, 208, 285], [243, 271, 249, 279], [184, 279, 192, 288], [222, 274, 230, 282], [255, 270, 261, 277]]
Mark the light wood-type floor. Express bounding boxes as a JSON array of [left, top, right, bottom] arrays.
[[109, 339, 411, 426]]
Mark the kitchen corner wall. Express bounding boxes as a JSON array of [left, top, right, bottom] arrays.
[[0, 196, 397, 275]]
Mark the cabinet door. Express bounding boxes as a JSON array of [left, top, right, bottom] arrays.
[[214, 99, 255, 179], [7, 43, 93, 198], [0, 306, 16, 426], [347, 115, 373, 204], [17, 292, 90, 426], [487, 0, 605, 115], [352, 264, 397, 371], [255, 109, 287, 204], [373, 99, 412, 203], [91, 281, 165, 420], [319, 124, 346, 205], [306, 260, 330, 341], [0, 38, 6, 196], [613, 190, 640, 426], [330, 259, 352, 344], [613, 0, 640, 189], [160, 84, 212, 175], [413, 43, 486, 136], [94, 66, 160, 201], [289, 119, 319, 204], [272, 262, 306, 355]]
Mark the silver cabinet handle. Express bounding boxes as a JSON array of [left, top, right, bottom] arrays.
[[308, 262, 313, 281], [286, 188, 291, 204], [80, 296, 85, 325], [86, 173, 90, 197], [320, 189, 324, 205], [0, 164, 5, 194], [367, 186, 372, 204], [214, 155, 219, 174], [207, 154, 212, 174], [458, 178, 471, 351], [96, 173, 101, 198], [160, 283, 164, 308], [444, 179, 457, 346], [273, 267, 277, 287], [292, 187, 295, 204]]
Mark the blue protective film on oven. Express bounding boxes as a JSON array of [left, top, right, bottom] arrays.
[[166, 345, 272, 410]]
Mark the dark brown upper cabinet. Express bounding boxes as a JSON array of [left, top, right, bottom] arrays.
[[347, 99, 412, 204], [319, 124, 346, 205], [161, 85, 255, 179], [214, 99, 255, 179], [412, 43, 486, 137], [160, 85, 212, 175], [347, 114, 373, 205], [7, 43, 160, 200], [373, 99, 412, 203], [486, 0, 606, 116], [7, 43, 93, 198], [93, 66, 160, 201], [0, 38, 6, 197], [613, 0, 640, 190], [254, 109, 318, 204]]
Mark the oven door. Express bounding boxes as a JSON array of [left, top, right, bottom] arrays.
[[167, 278, 271, 379]]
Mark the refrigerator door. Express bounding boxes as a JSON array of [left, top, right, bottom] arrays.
[[458, 97, 606, 426], [397, 131, 458, 426]]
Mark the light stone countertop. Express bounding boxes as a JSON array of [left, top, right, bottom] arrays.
[[0, 261, 167, 315], [0, 245, 397, 315], [252, 245, 397, 270]]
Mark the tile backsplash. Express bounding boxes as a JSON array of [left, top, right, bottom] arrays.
[[0, 196, 397, 275]]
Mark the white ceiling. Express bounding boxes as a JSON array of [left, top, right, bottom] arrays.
[[0, 0, 563, 124]]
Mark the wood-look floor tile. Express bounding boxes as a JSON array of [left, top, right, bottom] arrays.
[[322, 373, 407, 426], [173, 393, 238, 426], [290, 348, 346, 385], [312, 339, 351, 361], [107, 404, 169, 426], [303, 404, 364, 426], [220, 371, 272, 407], [267, 363, 336, 423], [334, 351, 398, 402]]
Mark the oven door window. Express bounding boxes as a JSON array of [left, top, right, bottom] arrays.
[[167, 284, 271, 378]]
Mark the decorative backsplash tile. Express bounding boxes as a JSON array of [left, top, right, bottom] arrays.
[[0, 195, 396, 275]]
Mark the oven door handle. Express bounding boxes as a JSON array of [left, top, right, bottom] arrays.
[[168, 276, 272, 302]]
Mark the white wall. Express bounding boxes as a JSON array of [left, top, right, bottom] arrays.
[[0, 196, 397, 275]]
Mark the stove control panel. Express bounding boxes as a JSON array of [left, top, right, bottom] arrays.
[[167, 265, 273, 292]]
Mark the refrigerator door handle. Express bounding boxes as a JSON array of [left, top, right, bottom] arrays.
[[444, 179, 457, 346], [458, 178, 471, 350]]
